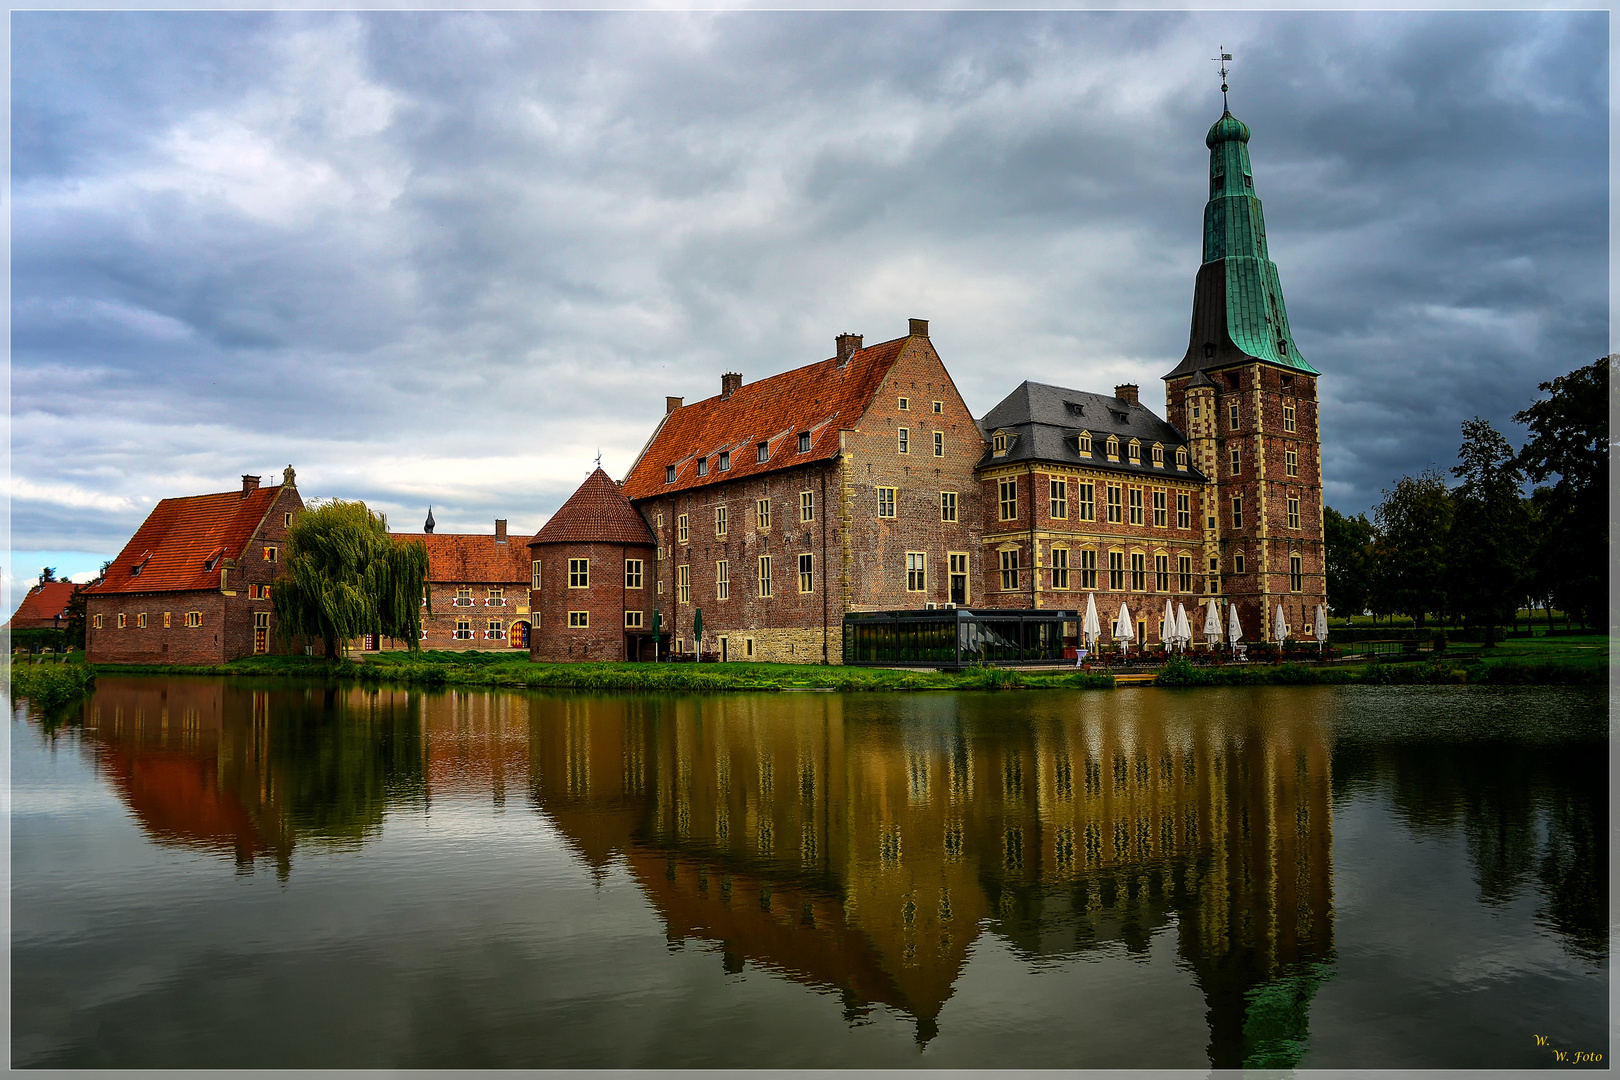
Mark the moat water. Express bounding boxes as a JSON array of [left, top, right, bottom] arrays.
[[11, 677, 1609, 1069]]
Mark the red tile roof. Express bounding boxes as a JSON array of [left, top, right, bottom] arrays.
[[532, 467, 656, 546], [621, 335, 909, 501], [391, 532, 531, 584], [8, 580, 79, 627], [89, 485, 290, 596]]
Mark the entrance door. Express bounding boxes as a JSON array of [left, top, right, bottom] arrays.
[[720, 637, 729, 663], [949, 554, 968, 605], [510, 621, 529, 648], [254, 612, 269, 654]]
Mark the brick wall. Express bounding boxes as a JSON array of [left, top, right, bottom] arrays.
[[528, 540, 657, 662], [415, 580, 532, 652]]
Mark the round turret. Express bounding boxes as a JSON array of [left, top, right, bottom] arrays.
[[1205, 110, 1250, 149]]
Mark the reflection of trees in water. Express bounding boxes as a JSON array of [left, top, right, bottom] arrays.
[[1331, 738, 1606, 963]]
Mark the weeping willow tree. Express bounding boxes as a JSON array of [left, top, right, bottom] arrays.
[[272, 500, 430, 659]]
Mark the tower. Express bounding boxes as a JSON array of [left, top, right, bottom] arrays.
[[1164, 103, 1325, 642]]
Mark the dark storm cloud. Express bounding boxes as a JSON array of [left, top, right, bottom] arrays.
[[10, 10, 1605, 563]]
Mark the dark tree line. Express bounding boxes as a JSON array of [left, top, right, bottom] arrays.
[[1325, 357, 1610, 639]]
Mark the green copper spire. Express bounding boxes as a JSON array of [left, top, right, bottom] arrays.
[[1167, 109, 1318, 378]]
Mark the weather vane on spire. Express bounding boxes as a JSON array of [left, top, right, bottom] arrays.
[[1212, 46, 1233, 111], [595, 449, 602, 470]]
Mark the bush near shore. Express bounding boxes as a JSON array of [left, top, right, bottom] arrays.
[[7, 663, 96, 710]]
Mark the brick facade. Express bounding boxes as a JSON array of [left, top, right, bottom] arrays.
[[86, 475, 303, 665], [374, 521, 532, 652], [628, 321, 983, 664], [528, 540, 658, 661]]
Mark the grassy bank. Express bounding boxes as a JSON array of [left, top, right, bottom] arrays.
[[7, 663, 97, 710], [89, 651, 1118, 692], [1156, 653, 1607, 688]]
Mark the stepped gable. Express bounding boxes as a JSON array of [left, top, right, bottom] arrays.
[[8, 580, 79, 626], [621, 335, 908, 501], [90, 485, 286, 595], [390, 533, 530, 583], [531, 467, 655, 546]]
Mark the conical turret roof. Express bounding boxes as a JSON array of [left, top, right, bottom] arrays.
[[530, 467, 655, 546]]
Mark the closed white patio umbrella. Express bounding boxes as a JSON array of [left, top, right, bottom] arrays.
[[1274, 603, 1289, 650], [1162, 598, 1176, 652], [1228, 603, 1244, 649], [1114, 602, 1134, 657], [1315, 605, 1329, 652], [1203, 598, 1223, 648], [1082, 592, 1102, 648], [1176, 603, 1192, 652]]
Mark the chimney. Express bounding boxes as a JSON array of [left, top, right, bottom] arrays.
[[666, 396, 683, 415], [835, 333, 863, 366], [241, 474, 261, 497], [721, 372, 743, 399], [909, 318, 929, 338], [495, 518, 508, 543], [1114, 384, 1140, 407]]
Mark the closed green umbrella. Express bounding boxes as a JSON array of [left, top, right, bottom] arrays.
[[692, 609, 703, 661], [650, 611, 662, 662]]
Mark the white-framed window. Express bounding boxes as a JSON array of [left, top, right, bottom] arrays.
[[941, 491, 958, 522], [898, 427, 910, 454], [716, 560, 729, 600], [1286, 448, 1299, 477], [800, 491, 814, 522], [757, 499, 771, 530], [1175, 447, 1188, 470], [1230, 447, 1241, 475], [906, 552, 926, 592], [898, 396, 909, 411], [1077, 431, 1092, 456], [1288, 496, 1301, 530], [933, 431, 943, 457], [1152, 489, 1167, 528], [532, 561, 542, 590], [569, 559, 589, 588], [698, 458, 708, 476], [1155, 553, 1170, 592], [1131, 552, 1146, 591], [568, 611, 588, 628], [1234, 551, 1245, 574], [1108, 551, 1124, 590], [486, 620, 504, 640], [284, 512, 293, 527], [798, 432, 811, 453], [1290, 553, 1303, 592], [1050, 478, 1067, 519], [626, 610, 644, 629], [798, 553, 814, 593], [455, 619, 472, 639], [992, 432, 1008, 454], [92, 614, 103, 629], [666, 464, 677, 484], [625, 560, 644, 589], [757, 442, 769, 464], [487, 587, 504, 606], [758, 555, 772, 598], [1106, 484, 1122, 523], [1229, 402, 1240, 430], [1078, 482, 1095, 522], [1151, 443, 1164, 467], [678, 564, 690, 604], [1051, 548, 1069, 590], [714, 506, 728, 536], [1232, 496, 1243, 529], [1283, 403, 1297, 433], [1129, 487, 1144, 526], [718, 451, 730, 472], [677, 514, 689, 543], [1178, 554, 1193, 592], [135, 613, 146, 628], [1078, 548, 1097, 589], [1128, 439, 1141, 464], [456, 586, 473, 606], [1106, 436, 1119, 460], [1177, 493, 1191, 530], [877, 488, 897, 518], [932, 400, 943, 413]]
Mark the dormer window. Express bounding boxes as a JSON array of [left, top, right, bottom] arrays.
[[1077, 431, 1092, 456], [992, 432, 1008, 455], [665, 465, 677, 484], [1151, 443, 1164, 467], [204, 547, 225, 572], [1065, 402, 1084, 417], [697, 458, 708, 476], [756, 442, 768, 464], [1127, 440, 1141, 464], [797, 432, 811, 454], [1175, 447, 1189, 470], [1106, 436, 1119, 460], [719, 451, 731, 472]]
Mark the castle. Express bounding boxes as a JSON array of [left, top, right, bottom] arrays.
[[83, 104, 1324, 665], [527, 104, 1324, 664]]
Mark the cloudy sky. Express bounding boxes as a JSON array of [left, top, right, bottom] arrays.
[[7, 10, 1608, 606]]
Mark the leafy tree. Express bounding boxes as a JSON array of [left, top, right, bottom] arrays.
[[1372, 468, 1453, 627], [1324, 506, 1376, 617], [271, 500, 429, 660], [38, 567, 56, 585], [1447, 418, 1530, 645], [1514, 357, 1611, 628], [63, 561, 111, 650]]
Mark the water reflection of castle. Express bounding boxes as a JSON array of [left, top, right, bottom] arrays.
[[75, 680, 1336, 1067]]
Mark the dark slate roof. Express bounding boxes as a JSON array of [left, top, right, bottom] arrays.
[[531, 467, 655, 546], [976, 381, 1207, 481]]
